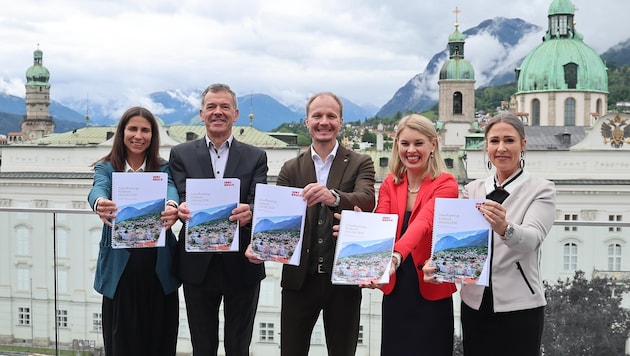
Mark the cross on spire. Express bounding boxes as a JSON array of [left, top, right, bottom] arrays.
[[453, 6, 461, 29]]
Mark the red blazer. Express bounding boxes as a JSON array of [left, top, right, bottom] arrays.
[[376, 172, 458, 300]]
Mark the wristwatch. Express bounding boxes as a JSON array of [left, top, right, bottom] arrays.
[[329, 189, 340, 208], [503, 223, 515, 241]]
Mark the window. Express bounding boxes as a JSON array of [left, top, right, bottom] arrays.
[[16, 267, 30, 292], [609, 215, 622, 232], [558, 15, 568, 36], [92, 313, 102, 332], [531, 99, 540, 126], [56, 228, 68, 258], [608, 244, 622, 271], [18, 307, 31, 325], [91, 229, 100, 259], [16, 226, 30, 255], [453, 92, 463, 114], [258, 279, 274, 306], [564, 214, 578, 232], [563, 243, 578, 271], [57, 270, 68, 294], [56, 309, 68, 328], [259, 322, 275, 342], [564, 63, 578, 89], [564, 98, 576, 126], [310, 324, 324, 345], [357, 325, 364, 345]]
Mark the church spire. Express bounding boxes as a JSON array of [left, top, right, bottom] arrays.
[[22, 45, 55, 140]]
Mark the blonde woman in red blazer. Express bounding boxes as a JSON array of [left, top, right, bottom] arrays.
[[373, 114, 458, 356]]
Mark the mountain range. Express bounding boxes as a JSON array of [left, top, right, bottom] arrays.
[[253, 215, 303, 233], [116, 198, 165, 223], [434, 229, 489, 253], [1, 17, 629, 136], [188, 203, 236, 228], [337, 238, 394, 259]]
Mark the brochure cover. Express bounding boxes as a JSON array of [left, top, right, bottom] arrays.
[[332, 211, 398, 285], [250, 184, 306, 265], [432, 198, 491, 285], [111, 172, 167, 249], [185, 178, 240, 252]]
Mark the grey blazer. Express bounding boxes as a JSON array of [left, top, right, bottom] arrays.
[[460, 170, 556, 312]]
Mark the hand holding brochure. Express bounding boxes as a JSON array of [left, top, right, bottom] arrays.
[[332, 211, 398, 285], [185, 178, 240, 252], [432, 198, 491, 285], [250, 184, 306, 265], [111, 172, 167, 249]]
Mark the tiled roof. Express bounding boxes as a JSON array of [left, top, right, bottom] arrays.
[[9, 124, 291, 149]]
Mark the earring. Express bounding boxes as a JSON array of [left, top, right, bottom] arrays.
[[487, 160, 492, 170], [430, 152, 434, 159], [520, 151, 525, 168]]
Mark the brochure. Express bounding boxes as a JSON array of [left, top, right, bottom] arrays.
[[250, 184, 306, 265], [185, 178, 240, 252], [432, 198, 491, 285], [332, 210, 398, 285], [111, 172, 167, 249]]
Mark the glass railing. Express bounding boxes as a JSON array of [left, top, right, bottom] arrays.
[[1, 207, 629, 356]]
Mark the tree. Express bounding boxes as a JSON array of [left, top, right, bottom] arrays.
[[542, 270, 630, 356]]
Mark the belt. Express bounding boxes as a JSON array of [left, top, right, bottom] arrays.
[[317, 263, 327, 274]]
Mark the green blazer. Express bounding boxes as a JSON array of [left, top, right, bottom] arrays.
[[87, 161, 180, 299]]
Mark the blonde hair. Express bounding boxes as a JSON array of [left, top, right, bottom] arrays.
[[389, 114, 447, 184]]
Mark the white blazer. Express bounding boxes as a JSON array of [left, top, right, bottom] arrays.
[[460, 170, 556, 312]]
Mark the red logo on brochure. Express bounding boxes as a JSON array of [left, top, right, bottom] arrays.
[[382, 216, 394, 222], [291, 191, 302, 197], [152, 175, 163, 181], [224, 181, 235, 187], [475, 202, 483, 209]]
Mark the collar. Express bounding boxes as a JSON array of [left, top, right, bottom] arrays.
[[125, 160, 147, 172], [484, 169, 528, 195], [206, 135, 234, 150], [310, 141, 339, 162]]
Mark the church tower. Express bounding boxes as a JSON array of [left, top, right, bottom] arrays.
[[22, 46, 54, 140], [514, 0, 608, 126], [438, 7, 476, 122]]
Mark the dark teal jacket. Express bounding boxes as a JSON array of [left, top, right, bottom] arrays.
[[87, 161, 180, 299]]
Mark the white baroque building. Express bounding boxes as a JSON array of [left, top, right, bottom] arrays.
[[1, 1, 629, 353]]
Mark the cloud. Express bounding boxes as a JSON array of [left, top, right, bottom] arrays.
[[0, 0, 626, 114]]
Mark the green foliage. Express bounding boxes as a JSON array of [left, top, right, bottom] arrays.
[[361, 131, 376, 144], [474, 82, 517, 114], [273, 122, 312, 146], [542, 270, 630, 356], [608, 65, 630, 107]]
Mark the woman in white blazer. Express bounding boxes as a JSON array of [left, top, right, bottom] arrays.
[[425, 112, 555, 356]]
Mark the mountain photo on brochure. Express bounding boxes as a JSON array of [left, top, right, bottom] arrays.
[[111, 172, 168, 249], [185, 178, 240, 252], [332, 210, 397, 285], [251, 184, 306, 265], [432, 198, 491, 285]]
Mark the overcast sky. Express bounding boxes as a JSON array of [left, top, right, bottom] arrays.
[[0, 0, 626, 114]]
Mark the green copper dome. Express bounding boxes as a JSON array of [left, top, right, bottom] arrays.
[[439, 26, 475, 81], [448, 28, 466, 43], [548, 0, 574, 15], [26, 48, 51, 87], [440, 59, 475, 80], [516, 0, 607, 94]]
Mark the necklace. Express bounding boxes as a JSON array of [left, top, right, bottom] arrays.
[[407, 185, 420, 194]]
